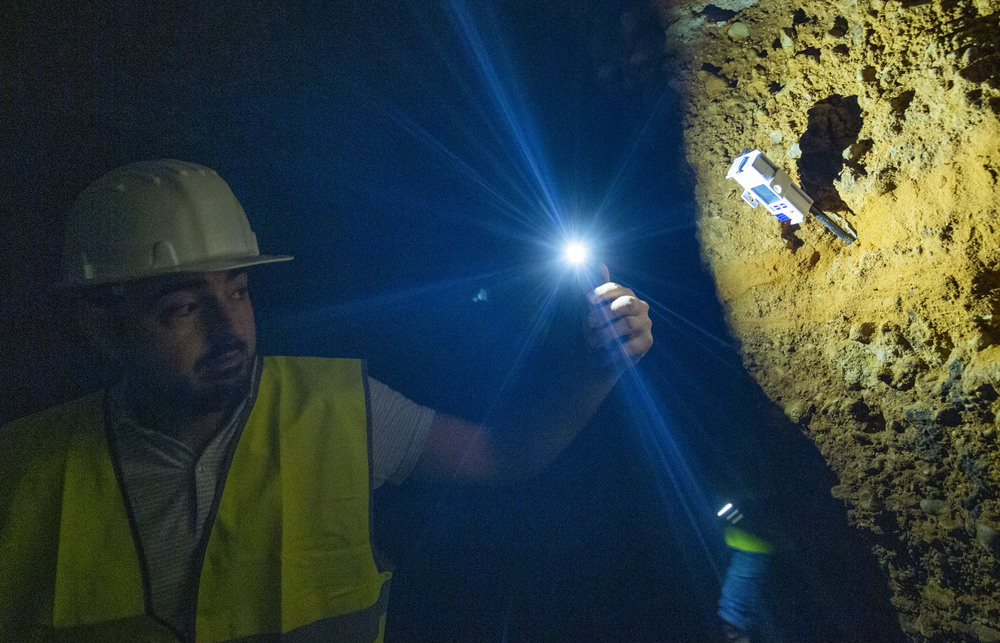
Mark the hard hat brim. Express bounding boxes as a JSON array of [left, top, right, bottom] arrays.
[[58, 254, 294, 289]]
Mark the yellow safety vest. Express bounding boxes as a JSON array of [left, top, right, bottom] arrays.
[[0, 356, 391, 641]]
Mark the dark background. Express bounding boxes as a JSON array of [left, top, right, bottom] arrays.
[[2, 1, 700, 423], [1, 1, 900, 640]]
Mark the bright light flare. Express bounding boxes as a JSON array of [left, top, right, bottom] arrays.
[[563, 241, 589, 266]]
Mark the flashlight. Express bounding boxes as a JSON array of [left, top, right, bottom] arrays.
[[718, 502, 744, 525], [560, 239, 603, 288], [563, 241, 589, 266]]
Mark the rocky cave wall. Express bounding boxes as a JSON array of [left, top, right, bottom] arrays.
[[658, 0, 1000, 639]]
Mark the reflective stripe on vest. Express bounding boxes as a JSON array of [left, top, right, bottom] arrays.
[[1, 356, 390, 641]]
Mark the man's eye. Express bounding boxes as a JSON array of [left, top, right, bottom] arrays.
[[232, 286, 249, 300], [160, 302, 199, 322]]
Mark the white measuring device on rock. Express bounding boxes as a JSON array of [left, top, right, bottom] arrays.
[[726, 149, 857, 244]]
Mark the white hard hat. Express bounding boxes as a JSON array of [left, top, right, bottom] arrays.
[[61, 159, 292, 286]]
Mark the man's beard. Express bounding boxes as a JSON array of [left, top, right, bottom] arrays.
[[180, 349, 255, 415], [136, 345, 255, 422], [118, 329, 256, 436], [181, 362, 253, 414]]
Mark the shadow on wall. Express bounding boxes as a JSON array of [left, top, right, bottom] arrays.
[[797, 94, 862, 214], [754, 398, 905, 642]]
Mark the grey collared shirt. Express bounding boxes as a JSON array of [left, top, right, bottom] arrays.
[[106, 358, 435, 636]]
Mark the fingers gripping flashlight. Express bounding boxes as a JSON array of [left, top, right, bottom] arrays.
[[558, 238, 616, 360]]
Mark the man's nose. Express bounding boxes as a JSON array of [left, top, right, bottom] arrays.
[[202, 295, 239, 335]]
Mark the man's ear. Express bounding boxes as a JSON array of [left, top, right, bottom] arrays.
[[76, 299, 125, 370]]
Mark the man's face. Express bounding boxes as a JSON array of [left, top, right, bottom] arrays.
[[116, 269, 257, 415]]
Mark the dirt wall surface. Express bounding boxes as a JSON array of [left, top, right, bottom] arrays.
[[658, 0, 1000, 639]]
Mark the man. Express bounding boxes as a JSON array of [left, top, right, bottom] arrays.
[[0, 159, 652, 641]]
